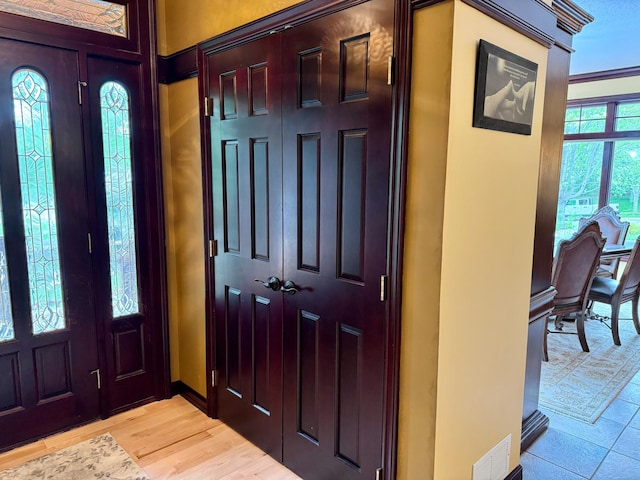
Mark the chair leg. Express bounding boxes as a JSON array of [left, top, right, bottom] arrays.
[[577, 311, 589, 352], [543, 317, 549, 362], [611, 304, 621, 346], [586, 299, 594, 318], [633, 296, 640, 335]]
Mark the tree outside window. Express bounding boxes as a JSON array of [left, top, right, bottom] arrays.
[[555, 99, 640, 250]]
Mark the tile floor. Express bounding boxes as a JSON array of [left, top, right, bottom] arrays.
[[523, 368, 640, 479]]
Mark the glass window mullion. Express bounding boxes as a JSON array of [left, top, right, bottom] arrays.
[[605, 102, 616, 134], [599, 141, 614, 209]]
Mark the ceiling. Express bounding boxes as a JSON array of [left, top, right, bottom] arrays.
[[569, 0, 640, 75]]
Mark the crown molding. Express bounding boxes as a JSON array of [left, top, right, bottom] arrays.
[[552, 0, 593, 36]]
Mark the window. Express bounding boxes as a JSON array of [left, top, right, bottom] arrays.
[[610, 140, 640, 243], [0, 0, 127, 38], [556, 142, 604, 244], [564, 104, 607, 134], [100, 81, 139, 317], [616, 102, 640, 132], [556, 98, 640, 249], [13, 69, 66, 335]]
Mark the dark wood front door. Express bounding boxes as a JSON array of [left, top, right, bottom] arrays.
[[207, 1, 393, 478], [0, 40, 100, 447], [0, 38, 166, 449]]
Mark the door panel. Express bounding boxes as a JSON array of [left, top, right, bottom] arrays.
[[86, 57, 157, 413], [281, 2, 392, 478], [0, 39, 99, 447], [208, 34, 285, 459]]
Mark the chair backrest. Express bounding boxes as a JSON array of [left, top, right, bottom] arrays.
[[578, 206, 630, 275], [578, 206, 630, 246], [552, 221, 605, 310], [617, 237, 640, 298]]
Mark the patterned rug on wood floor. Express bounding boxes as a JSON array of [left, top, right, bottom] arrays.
[[0, 433, 149, 480], [540, 301, 640, 424]]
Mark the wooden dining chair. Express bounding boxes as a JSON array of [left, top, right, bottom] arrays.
[[579, 206, 630, 278], [588, 236, 640, 346], [543, 221, 605, 361]]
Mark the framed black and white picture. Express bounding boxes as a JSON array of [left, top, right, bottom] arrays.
[[473, 39, 538, 135]]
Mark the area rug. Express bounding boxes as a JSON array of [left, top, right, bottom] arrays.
[[0, 433, 150, 480], [540, 302, 640, 424]]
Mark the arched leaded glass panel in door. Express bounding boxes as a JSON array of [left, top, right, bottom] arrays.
[[12, 69, 65, 334], [100, 81, 140, 317]]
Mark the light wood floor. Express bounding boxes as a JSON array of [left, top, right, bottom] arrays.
[[0, 395, 301, 479]]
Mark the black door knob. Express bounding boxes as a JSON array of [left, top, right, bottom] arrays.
[[280, 280, 299, 295], [255, 276, 282, 291]]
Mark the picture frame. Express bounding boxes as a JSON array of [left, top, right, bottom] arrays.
[[473, 39, 538, 135]]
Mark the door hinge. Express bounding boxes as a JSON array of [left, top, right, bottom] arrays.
[[203, 96, 214, 117], [380, 275, 388, 302], [88, 233, 92, 254], [209, 239, 218, 258], [90, 368, 101, 390], [211, 370, 218, 387], [376, 467, 383, 480], [78, 80, 88, 104], [387, 56, 394, 86]]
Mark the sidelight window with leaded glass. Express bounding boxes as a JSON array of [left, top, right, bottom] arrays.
[[100, 81, 140, 317]]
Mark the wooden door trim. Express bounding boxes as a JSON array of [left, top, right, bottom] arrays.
[[198, 44, 215, 421], [383, 1, 412, 479], [158, 46, 198, 84], [199, 1, 404, 478]]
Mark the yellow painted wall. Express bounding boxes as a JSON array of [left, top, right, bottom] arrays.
[[397, 2, 452, 477], [156, 0, 303, 395], [159, 83, 180, 383], [568, 75, 640, 100], [156, 0, 167, 56], [163, 0, 304, 54], [399, 1, 548, 478], [166, 78, 207, 394]]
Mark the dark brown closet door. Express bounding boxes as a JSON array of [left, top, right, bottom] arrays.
[[0, 39, 99, 448], [206, 1, 393, 477], [207, 34, 285, 459], [280, 1, 393, 478]]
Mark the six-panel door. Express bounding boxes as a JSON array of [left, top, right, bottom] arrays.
[[209, 34, 285, 459]]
